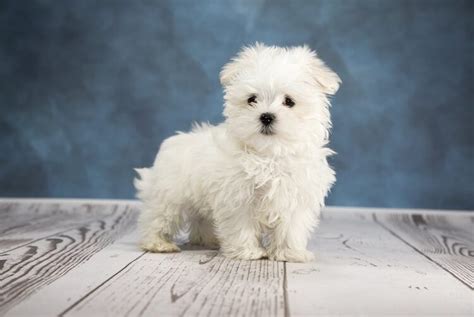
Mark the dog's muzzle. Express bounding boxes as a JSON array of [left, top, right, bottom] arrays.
[[259, 112, 276, 135], [260, 112, 275, 126]]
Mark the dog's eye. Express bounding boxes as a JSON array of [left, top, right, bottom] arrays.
[[284, 96, 295, 108], [247, 95, 257, 105]]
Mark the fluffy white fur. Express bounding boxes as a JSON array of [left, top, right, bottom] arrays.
[[135, 43, 340, 262]]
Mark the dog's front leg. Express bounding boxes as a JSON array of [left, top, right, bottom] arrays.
[[267, 209, 317, 263], [214, 208, 266, 260]]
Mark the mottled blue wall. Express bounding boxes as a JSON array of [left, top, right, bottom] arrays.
[[1, 0, 472, 210]]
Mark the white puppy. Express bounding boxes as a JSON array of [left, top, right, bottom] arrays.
[[135, 43, 340, 262]]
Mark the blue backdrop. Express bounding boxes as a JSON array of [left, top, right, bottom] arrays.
[[1, 0, 472, 210]]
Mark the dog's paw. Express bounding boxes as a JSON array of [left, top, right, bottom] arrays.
[[223, 247, 268, 261], [269, 249, 314, 263], [140, 239, 181, 253]]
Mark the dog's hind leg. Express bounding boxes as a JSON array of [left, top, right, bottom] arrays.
[[138, 203, 182, 253], [189, 216, 220, 249]]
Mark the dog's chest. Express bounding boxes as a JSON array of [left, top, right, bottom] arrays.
[[241, 155, 314, 227], [240, 154, 296, 188]]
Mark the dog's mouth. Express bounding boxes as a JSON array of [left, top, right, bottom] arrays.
[[260, 126, 275, 136]]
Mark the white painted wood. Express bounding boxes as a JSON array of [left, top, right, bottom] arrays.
[[61, 249, 285, 317], [324, 206, 474, 216], [325, 206, 473, 216], [5, 229, 145, 317], [286, 210, 473, 316], [376, 212, 474, 289], [0, 202, 119, 252], [1, 200, 473, 317], [0, 202, 138, 315]]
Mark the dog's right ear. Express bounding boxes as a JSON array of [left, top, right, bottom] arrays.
[[220, 43, 267, 87], [220, 59, 240, 87]]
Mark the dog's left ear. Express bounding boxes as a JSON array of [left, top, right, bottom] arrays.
[[300, 47, 341, 95]]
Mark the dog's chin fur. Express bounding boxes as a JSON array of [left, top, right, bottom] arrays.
[[135, 43, 340, 262]]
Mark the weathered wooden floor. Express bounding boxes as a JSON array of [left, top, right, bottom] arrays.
[[0, 199, 472, 317]]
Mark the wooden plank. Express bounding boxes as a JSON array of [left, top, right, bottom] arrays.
[[325, 206, 473, 216], [375, 212, 474, 289], [1, 200, 472, 316], [59, 249, 285, 317], [0, 202, 120, 252], [0, 201, 116, 229], [0, 203, 138, 315], [5, 229, 145, 317], [285, 210, 473, 316]]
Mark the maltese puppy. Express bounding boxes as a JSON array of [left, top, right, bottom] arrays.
[[135, 43, 340, 262]]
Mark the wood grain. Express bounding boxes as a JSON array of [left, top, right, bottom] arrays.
[[285, 210, 473, 316], [1, 200, 472, 317], [5, 229, 145, 317], [0, 203, 138, 315], [0, 202, 121, 252], [375, 212, 474, 289], [61, 249, 285, 317]]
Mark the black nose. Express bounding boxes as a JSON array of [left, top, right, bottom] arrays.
[[260, 112, 275, 126]]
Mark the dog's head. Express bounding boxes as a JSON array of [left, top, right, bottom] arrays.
[[221, 43, 340, 155]]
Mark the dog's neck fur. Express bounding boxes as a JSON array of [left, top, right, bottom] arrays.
[[221, 123, 329, 159]]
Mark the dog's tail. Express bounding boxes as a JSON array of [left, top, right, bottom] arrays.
[[133, 167, 152, 201]]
